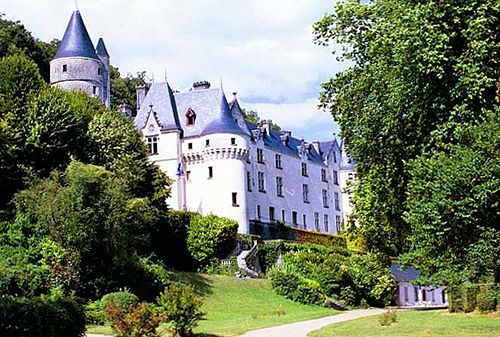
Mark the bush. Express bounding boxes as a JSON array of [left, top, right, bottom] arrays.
[[378, 309, 398, 326], [268, 266, 325, 305], [106, 301, 163, 337], [0, 295, 85, 337], [448, 283, 498, 313], [187, 214, 238, 265], [101, 290, 139, 321], [156, 282, 205, 337], [202, 257, 240, 276], [85, 300, 106, 325]]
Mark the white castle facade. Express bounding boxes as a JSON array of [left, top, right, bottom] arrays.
[[50, 10, 355, 235]]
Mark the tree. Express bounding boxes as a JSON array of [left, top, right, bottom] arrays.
[[241, 108, 281, 131], [314, 0, 500, 255], [110, 66, 148, 116], [402, 110, 500, 285]]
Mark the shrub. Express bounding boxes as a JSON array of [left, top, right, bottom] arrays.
[[202, 257, 240, 276], [448, 283, 498, 313], [187, 214, 238, 265], [101, 290, 139, 321], [268, 266, 325, 305], [156, 282, 205, 337], [0, 295, 85, 337], [378, 309, 398, 326], [85, 300, 106, 325], [106, 301, 163, 337]]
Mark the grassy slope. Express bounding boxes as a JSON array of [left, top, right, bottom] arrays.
[[309, 309, 500, 337], [88, 273, 337, 337]]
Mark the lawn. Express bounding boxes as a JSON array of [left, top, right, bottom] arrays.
[[309, 309, 500, 337], [87, 272, 337, 336]]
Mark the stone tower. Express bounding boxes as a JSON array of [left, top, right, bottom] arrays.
[[50, 10, 110, 108]]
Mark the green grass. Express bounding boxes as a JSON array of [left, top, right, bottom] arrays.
[[87, 272, 337, 336], [309, 309, 500, 337]]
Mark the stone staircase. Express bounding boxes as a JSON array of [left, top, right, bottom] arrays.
[[236, 242, 259, 278]]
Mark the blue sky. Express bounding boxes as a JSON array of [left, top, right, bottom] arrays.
[[1, 0, 347, 141]]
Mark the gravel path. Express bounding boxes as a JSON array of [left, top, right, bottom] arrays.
[[239, 308, 385, 337]]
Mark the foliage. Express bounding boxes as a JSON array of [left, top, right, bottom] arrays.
[[448, 284, 498, 313], [187, 214, 238, 265], [110, 66, 148, 116], [314, 0, 500, 256], [402, 111, 500, 284], [85, 300, 106, 325], [0, 14, 58, 81], [101, 291, 139, 319], [0, 295, 85, 337], [106, 301, 163, 337], [10, 161, 157, 298], [241, 108, 281, 131], [378, 309, 398, 327], [202, 257, 240, 276], [157, 282, 205, 337]]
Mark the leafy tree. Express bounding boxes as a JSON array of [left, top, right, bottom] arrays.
[[402, 110, 500, 285], [0, 14, 58, 82], [110, 66, 148, 116], [314, 0, 500, 255], [241, 108, 281, 131]]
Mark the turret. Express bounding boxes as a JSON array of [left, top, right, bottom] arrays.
[[50, 10, 110, 108]]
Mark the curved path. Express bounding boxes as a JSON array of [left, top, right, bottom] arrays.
[[239, 308, 385, 337]]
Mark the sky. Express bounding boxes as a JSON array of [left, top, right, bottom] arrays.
[[1, 0, 348, 141]]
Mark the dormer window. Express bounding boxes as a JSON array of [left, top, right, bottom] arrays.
[[62, 64, 67, 72], [98, 68, 101, 75], [186, 108, 196, 126]]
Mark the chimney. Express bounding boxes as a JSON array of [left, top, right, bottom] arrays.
[[193, 80, 211, 90], [262, 120, 272, 135], [136, 85, 147, 111], [280, 130, 291, 146]]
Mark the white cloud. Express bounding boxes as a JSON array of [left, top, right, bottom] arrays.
[[0, 0, 346, 140]]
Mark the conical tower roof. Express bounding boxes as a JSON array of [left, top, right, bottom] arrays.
[[96, 38, 109, 57], [54, 10, 99, 60]]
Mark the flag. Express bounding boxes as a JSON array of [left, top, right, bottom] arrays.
[[176, 162, 184, 177]]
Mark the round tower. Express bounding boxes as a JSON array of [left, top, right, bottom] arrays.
[[50, 10, 110, 107]]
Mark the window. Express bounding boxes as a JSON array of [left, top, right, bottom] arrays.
[[301, 163, 308, 176], [314, 212, 319, 230], [302, 214, 307, 229], [98, 68, 101, 75], [302, 184, 309, 203], [258, 171, 265, 192], [231, 137, 236, 145], [257, 148, 264, 163], [336, 215, 341, 233], [422, 288, 427, 301], [281, 209, 286, 222], [62, 64, 67, 72], [186, 171, 191, 181], [93, 86, 97, 95], [208, 166, 213, 179], [269, 207, 275, 221], [333, 152, 337, 163], [247, 171, 252, 192], [275, 154, 282, 169], [334, 192, 340, 211], [146, 136, 158, 155], [333, 170, 339, 185], [232, 192, 238, 206], [442, 290, 446, 304], [321, 168, 327, 182], [404, 286, 409, 302], [324, 214, 329, 232], [348, 173, 354, 181], [205, 139, 210, 147], [276, 176, 283, 197], [347, 155, 352, 164], [257, 205, 261, 220], [292, 211, 298, 226], [188, 142, 193, 150], [414, 287, 419, 301], [322, 189, 328, 207], [186, 108, 196, 126]]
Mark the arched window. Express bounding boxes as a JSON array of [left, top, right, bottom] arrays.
[[185, 108, 196, 126]]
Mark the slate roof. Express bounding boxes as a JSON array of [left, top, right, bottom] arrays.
[[96, 38, 109, 57], [390, 264, 422, 283], [54, 11, 99, 60], [175, 87, 247, 137], [134, 82, 181, 132], [247, 123, 325, 165]]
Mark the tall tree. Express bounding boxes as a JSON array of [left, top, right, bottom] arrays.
[[110, 66, 148, 116], [314, 0, 500, 255]]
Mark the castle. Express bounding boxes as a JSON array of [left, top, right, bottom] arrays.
[[50, 10, 355, 235]]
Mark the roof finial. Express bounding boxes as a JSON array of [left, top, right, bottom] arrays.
[[220, 75, 223, 90], [164, 69, 168, 83], [74, 0, 79, 10]]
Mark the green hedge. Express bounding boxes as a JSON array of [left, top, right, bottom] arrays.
[[0, 295, 85, 337], [448, 284, 499, 313]]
